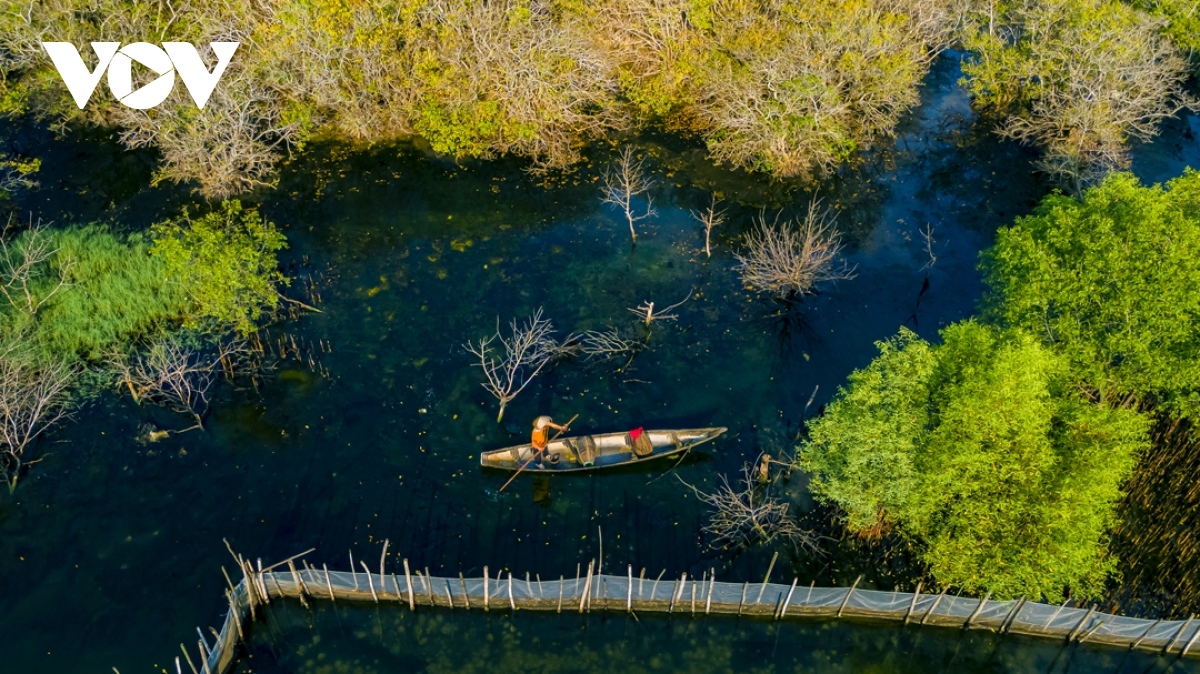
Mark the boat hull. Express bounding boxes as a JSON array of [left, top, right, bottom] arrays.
[[480, 427, 726, 472]]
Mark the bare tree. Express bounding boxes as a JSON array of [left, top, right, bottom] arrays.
[[735, 202, 857, 300], [464, 308, 560, 422], [601, 146, 655, 241], [627, 290, 691, 326], [0, 217, 71, 316], [679, 462, 821, 553], [691, 195, 726, 258], [0, 345, 74, 492], [112, 339, 247, 431], [579, 327, 644, 365]]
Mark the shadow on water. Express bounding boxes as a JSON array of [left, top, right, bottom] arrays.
[[0, 54, 1196, 674]]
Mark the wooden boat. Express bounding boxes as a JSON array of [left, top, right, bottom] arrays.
[[480, 427, 726, 472]]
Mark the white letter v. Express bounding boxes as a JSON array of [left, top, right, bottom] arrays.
[[163, 42, 239, 109], [42, 42, 120, 109]]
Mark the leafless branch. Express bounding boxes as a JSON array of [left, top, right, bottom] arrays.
[[111, 338, 248, 430], [919, 223, 937, 272], [735, 202, 857, 300], [601, 146, 655, 241], [0, 343, 74, 492], [464, 308, 560, 422], [579, 326, 645, 365], [679, 461, 822, 554], [0, 217, 72, 316], [627, 289, 692, 326], [691, 195, 726, 258]]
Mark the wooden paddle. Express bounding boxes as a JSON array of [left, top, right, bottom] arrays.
[[498, 413, 579, 493]]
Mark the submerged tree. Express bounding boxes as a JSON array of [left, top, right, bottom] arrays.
[[735, 203, 856, 300], [680, 460, 821, 554], [111, 338, 247, 430], [0, 343, 74, 491], [800, 323, 1148, 600], [600, 147, 655, 241], [465, 308, 563, 422], [691, 195, 726, 258]]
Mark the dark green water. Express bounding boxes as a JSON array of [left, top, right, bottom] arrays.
[[0, 55, 1197, 673], [235, 602, 1188, 674]]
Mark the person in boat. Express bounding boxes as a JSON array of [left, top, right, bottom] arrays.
[[531, 415, 568, 468]]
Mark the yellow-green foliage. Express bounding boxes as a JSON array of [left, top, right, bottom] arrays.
[[1132, 0, 1200, 67], [150, 200, 288, 336]]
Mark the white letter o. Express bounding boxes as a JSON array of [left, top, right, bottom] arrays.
[[108, 42, 175, 109]]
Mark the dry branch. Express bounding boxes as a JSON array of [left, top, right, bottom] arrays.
[[679, 462, 822, 554], [112, 339, 247, 430], [691, 195, 726, 258], [735, 202, 856, 300], [0, 343, 74, 491], [601, 147, 655, 241], [464, 308, 562, 422]]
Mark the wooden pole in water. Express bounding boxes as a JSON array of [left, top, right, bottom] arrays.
[[1132, 619, 1162, 650], [483, 566, 490, 611], [226, 591, 243, 641], [361, 562, 378, 603], [921, 587, 948, 625], [627, 565, 633, 613], [404, 559, 415, 611], [445, 579, 454, 609], [738, 582, 748, 615], [461, 573, 471, 609], [1042, 600, 1070, 632], [779, 578, 798, 618], [1077, 621, 1106, 645], [288, 561, 309, 608], [1066, 605, 1097, 642], [579, 561, 593, 613], [690, 578, 697, 615], [1000, 597, 1026, 634], [756, 552, 778, 604], [837, 576, 862, 618], [425, 568, 435, 606], [652, 570, 665, 602], [199, 641, 212, 674], [806, 581, 814, 606], [964, 592, 991, 629], [1180, 619, 1200, 656], [322, 564, 334, 602], [904, 582, 923, 624], [180, 644, 199, 674], [558, 575, 564, 613], [639, 568, 646, 598], [256, 560, 271, 604], [392, 573, 401, 601], [536, 573, 543, 599], [508, 572, 516, 611], [706, 571, 715, 615], [1164, 615, 1194, 655], [380, 539, 389, 579], [349, 552, 358, 590]]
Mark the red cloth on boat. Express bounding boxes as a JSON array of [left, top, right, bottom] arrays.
[[629, 427, 644, 440]]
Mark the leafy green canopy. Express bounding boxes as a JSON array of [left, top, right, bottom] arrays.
[[151, 200, 288, 336], [802, 323, 1148, 600], [982, 170, 1200, 417]]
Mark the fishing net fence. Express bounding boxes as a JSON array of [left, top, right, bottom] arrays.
[[189, 554, 1200, 674]]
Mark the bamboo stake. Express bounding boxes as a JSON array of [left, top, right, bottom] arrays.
[[738, 582, 748, 615], [805, 581, 814, 606], [1180, 620, 1200, 656], [904, 582, 923, 624], [690, 578, 697, 615], [756, 552, 778, 604], [627, 565, 633, 613], [180, 644, 199, 674], [921, 587, 948, 625], [349, 552, 358, 590], [199, 641, 212, 674], [1132, 619, 1162, 650], [1164, 615, 1194, 655], [579, 561, 593, 613], [639, 568, 646, 598], [404, 559, 415, 610], [461, 573, 471, 609], [256, 559, 271, 604], [484, 566, 490, 611], [288, 560, 308, 608], [1000, 597, 1027, 634], [323, 564, 335, 602], [508, 572, 516, 611], [1066, 605, 1097, 642], [965, 592, 992, 629], [652, 570, 665, 602], [706, 571, 715, 615], [380, 539, 389, 578], [779, 578, 798, 619], [526, 571, 533, 599], [558, 575, 564, 613], [226, 591, 243, 640], [425, 567, 434, 606], [392, 573, 401, 601], [268, 570, 285, 601], [1042, 600, 1070, 632], [1077, 621, 1106, 645], [837, 576, 862, 618], [445, 579, 455, 609], [361, 562, 378, 603]]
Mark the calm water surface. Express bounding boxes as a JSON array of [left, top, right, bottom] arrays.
[[0, 55, 1197, 673]]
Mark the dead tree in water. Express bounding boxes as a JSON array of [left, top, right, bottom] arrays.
[[465, 308, 565, 422], [679, 462, 821, 554], [735, 202, 856, 300], [112, 339, 247, 431], [579, 327, 644, 367], [0, 217, 72, 316], [628, 290, 691, 327], [601, 147, 655, 242], [691, 195, 726, 258], [0, 345, 74, 492]]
